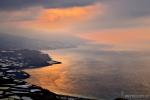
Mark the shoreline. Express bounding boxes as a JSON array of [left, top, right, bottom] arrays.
[[0, 49, 96, 100]]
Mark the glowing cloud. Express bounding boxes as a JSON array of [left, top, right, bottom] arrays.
[[79, 27, 150, 50], [25, 3, 104, 31]]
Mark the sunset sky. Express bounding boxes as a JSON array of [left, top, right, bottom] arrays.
[[0, 0, 150, 50]]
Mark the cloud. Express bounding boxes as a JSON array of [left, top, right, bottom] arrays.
[[106, 0, 150, 19], [0, 3, 103, 34], [26, 4, 103, 31], [0, 8, 40, 22], [72, 0, 150, 32], [1, 0, 150, 37], [0, 0, 98, 11], [78, 27, 150, 50]]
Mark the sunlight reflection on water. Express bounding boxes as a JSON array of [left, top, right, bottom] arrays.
[[25, 44, 150, 100]]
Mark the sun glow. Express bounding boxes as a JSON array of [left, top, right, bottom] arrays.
[[23, 3, 104, 31]]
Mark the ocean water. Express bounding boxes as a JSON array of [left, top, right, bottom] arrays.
[[25, 43, 150, 100]]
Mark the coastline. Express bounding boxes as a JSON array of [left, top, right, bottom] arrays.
[[0, 49, 96, 100]]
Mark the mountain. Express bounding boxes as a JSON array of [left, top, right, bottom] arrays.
[[0, 33, 46, 49], [0, 33, 86, 50]]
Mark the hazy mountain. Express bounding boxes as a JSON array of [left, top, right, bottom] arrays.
[[0, 33, 87, 50], [0, 33, 41, 49]]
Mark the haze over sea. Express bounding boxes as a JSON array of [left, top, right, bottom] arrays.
[[26, 42, 150, 100]]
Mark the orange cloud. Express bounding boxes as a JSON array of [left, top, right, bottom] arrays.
[[40, 7, 90, 22], [79, 27, 150, 50], [24, 3, 104, 31]]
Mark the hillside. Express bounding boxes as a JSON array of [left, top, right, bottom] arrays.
[[0, 33, 86, 50]]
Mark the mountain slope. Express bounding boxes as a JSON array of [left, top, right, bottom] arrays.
[[0, 33, 87, 50]]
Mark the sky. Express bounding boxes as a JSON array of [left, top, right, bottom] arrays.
[[0, 0, 150, 50]]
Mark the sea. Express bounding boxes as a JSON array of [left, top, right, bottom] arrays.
[[25, 43, 150, 100]]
